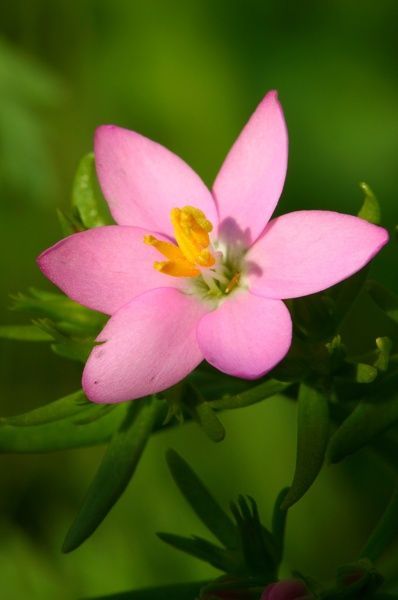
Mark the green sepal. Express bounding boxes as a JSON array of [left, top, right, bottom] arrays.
[[184, 385, 225, 442], [360, 487, 398, 562], [166, 449, 238, 549], [56, 208, 84, 236], [281, 383, 330, 510], [356, 363, 378, 384], [374, 337, 393, 371], [62, 396, 165, 552], [209, 379, 291, 411], [334, 559, 383, 598], [87, 581, 207, 600], [187, 365, 254, 401], [357, 182, 381, 225], [338, 289, 398, 359], [0, 324, 53, 342], [157, 533, 241, 573], [329, 394, 398, 463], [330, 266, 370, 325], [366, 280, 398, 325], [0, 389, 88, 426], [0, 403, 128, 453], [71, 152, 110, 228]]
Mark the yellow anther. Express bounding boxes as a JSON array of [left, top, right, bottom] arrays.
[[154, 260, 200, 278], [143, 235, 184, 261], [170, 206, 215, 268], [144, 205, 215, 278]]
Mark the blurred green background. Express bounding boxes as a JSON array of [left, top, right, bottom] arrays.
[[1, 1, 398, 598]]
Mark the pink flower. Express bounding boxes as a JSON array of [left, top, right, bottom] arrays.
[[261, 579, 312, 600], [38, 91, 388, 403]]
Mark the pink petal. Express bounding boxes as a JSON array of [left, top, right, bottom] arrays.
[[212, 91, 288, 246], [83, 288, 208, 403], [247, 210, 389, 299], [94, 125, 218, 235], [197, 292, 292, 379], [37, 226, 184, 315]]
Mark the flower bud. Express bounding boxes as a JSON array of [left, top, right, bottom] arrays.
[[261, 579, 311, 600]]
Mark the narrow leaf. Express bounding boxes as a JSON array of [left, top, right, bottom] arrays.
[[1, 390, 88, 426], [157, 533, 239, 572], [358, 182, 381, 225], [12, 288, 105, 335], [360, 487, 398, 562], [209, 379, 291, 411], [0, 404, 128, 453], [0, 324, 53, 342], [63, 396, 164, 552], [282, 383, 330, 510], [166, 449, 237, 548], [87, 581, 206, 600], [72, 152, 109, 228], [230, 496, 278, 577], [329, 394, 398, 463]]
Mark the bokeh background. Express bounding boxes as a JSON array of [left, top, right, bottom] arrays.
[[1, 1, 398, 598]]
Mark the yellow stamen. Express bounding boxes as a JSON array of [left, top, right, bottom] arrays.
[[144, 206, 216, 278], [154, 261, 200, 278], [170, 207, 215, 268]]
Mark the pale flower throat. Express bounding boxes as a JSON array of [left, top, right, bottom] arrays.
[[144, 206, 244, 300]]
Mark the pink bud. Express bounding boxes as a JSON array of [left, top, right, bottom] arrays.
[[261, 579, 311, 600]]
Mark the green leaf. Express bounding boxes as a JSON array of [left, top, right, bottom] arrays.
[[166, 449, 237, 549], [62, 396, 164, 552], [157, 533, 240, 573], [281, 383, 330, 510], [87, 581, 206, 600], [271, 488, 289, 563], [230, 495, 278, 578], [0, 403, 128, 453], [360, 487, 398, 562], [367, 280, 398, 325], [329, 394, 398, 463], [357, 182, 381, 225], [0, 324, 53, 342], [72, 152, 110, 228], [12, 288, 106, 336], [209, 379, 291, 411], [1, 390, 89, 426]]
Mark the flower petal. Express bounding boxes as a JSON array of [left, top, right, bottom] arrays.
[[197, 292, 292, 379], [94, 125, 218, 235], [212, 91, 288, 246], [37, 226, 184, 315], [247, 210, 389, 299], [83, 288, 207, 403]]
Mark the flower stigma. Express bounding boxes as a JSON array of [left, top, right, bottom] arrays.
[[144, 206, 245, 301]]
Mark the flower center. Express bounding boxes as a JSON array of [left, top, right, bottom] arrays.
[[144, 205, 244, 300]]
